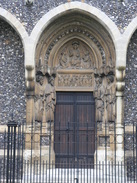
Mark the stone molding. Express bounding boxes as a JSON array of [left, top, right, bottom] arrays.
[[0, 7, 30, 88], [0, 7, 28, 48], [120, 17, 137, 67]]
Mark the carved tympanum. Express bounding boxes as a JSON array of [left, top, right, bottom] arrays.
[[58, 40, 94, 69], [58, 74, 93, 87]]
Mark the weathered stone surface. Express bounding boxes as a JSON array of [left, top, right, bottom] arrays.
[[0, 20, 25, 125]]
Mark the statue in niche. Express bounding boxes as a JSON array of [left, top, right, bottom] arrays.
[[45, 74, 56, 123], [69, 41, 81, 68], [94, 70, 116, 125], [94, 76, 104, 122], [106, 74, 116, 122], [35, 74, 45, 124]]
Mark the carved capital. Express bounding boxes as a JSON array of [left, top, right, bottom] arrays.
[[116, 67, 125, 93], [26, 65, 35, 94]]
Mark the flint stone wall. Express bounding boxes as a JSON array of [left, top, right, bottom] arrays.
[[124, 30, 137, 125], [0, 20, 25, 125]]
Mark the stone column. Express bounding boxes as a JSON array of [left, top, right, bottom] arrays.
[[24, 66, 35, 159], [116, 67, 125, 161]]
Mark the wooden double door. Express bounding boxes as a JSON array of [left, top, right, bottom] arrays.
[[54, 92, 95, 168]]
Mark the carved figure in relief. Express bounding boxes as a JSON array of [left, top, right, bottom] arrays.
[[45, 75, 56, 123], [106, 75, 116, 122], [35, 74, 44, 123], [94, 76, 104, 122], [59, 40, 94, 69], [94, 70, 116, 125], [60, 50, 69, 68], [58, 74, 92, 87], [69, 41, 81, 68], [82, 51, 92, 69]]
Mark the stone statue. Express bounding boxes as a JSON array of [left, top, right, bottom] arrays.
[[94, 76, 104, 122], [106, 74, 116, 122], [69, 41, 81, 68], [35, 74, 44, 123], [45, 75, 56, 123], [94, 70, 116, 124]]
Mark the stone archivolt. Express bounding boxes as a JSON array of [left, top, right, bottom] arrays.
[[43, 26, 106, 67]]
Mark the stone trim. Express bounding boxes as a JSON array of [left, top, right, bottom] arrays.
[[0, 7, 28, 49], [0, 7, 30, 89], [121, 17, 137, 67]]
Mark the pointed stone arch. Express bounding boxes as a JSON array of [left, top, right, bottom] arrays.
[[122, 17, 137, 67], [0, 7, 28, 49], [29, 2, 121, 68]]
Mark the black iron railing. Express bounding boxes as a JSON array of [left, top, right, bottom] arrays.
[[0, 160, 136, 183], [0, 121, 137, 182]]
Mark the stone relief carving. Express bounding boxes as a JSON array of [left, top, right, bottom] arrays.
[[94, 66, 116, 124], [58, 40, 94, 69], [44, 26, 106, 66], [35, 69, 56, 128], [45, 74, 56, 123], [58, 74, 93, 87]]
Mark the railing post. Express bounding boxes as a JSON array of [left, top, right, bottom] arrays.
[[136, 125, 137, 182], [6, 119, 17, 183]]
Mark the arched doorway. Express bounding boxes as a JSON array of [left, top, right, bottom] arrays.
[[34, 11, 116, 165]]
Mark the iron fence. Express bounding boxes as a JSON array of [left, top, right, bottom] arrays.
[[0, 160, 136, 183], [0, 120, 137, 182]]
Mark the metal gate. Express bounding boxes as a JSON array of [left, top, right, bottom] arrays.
[[0, 101, 137, 182]]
